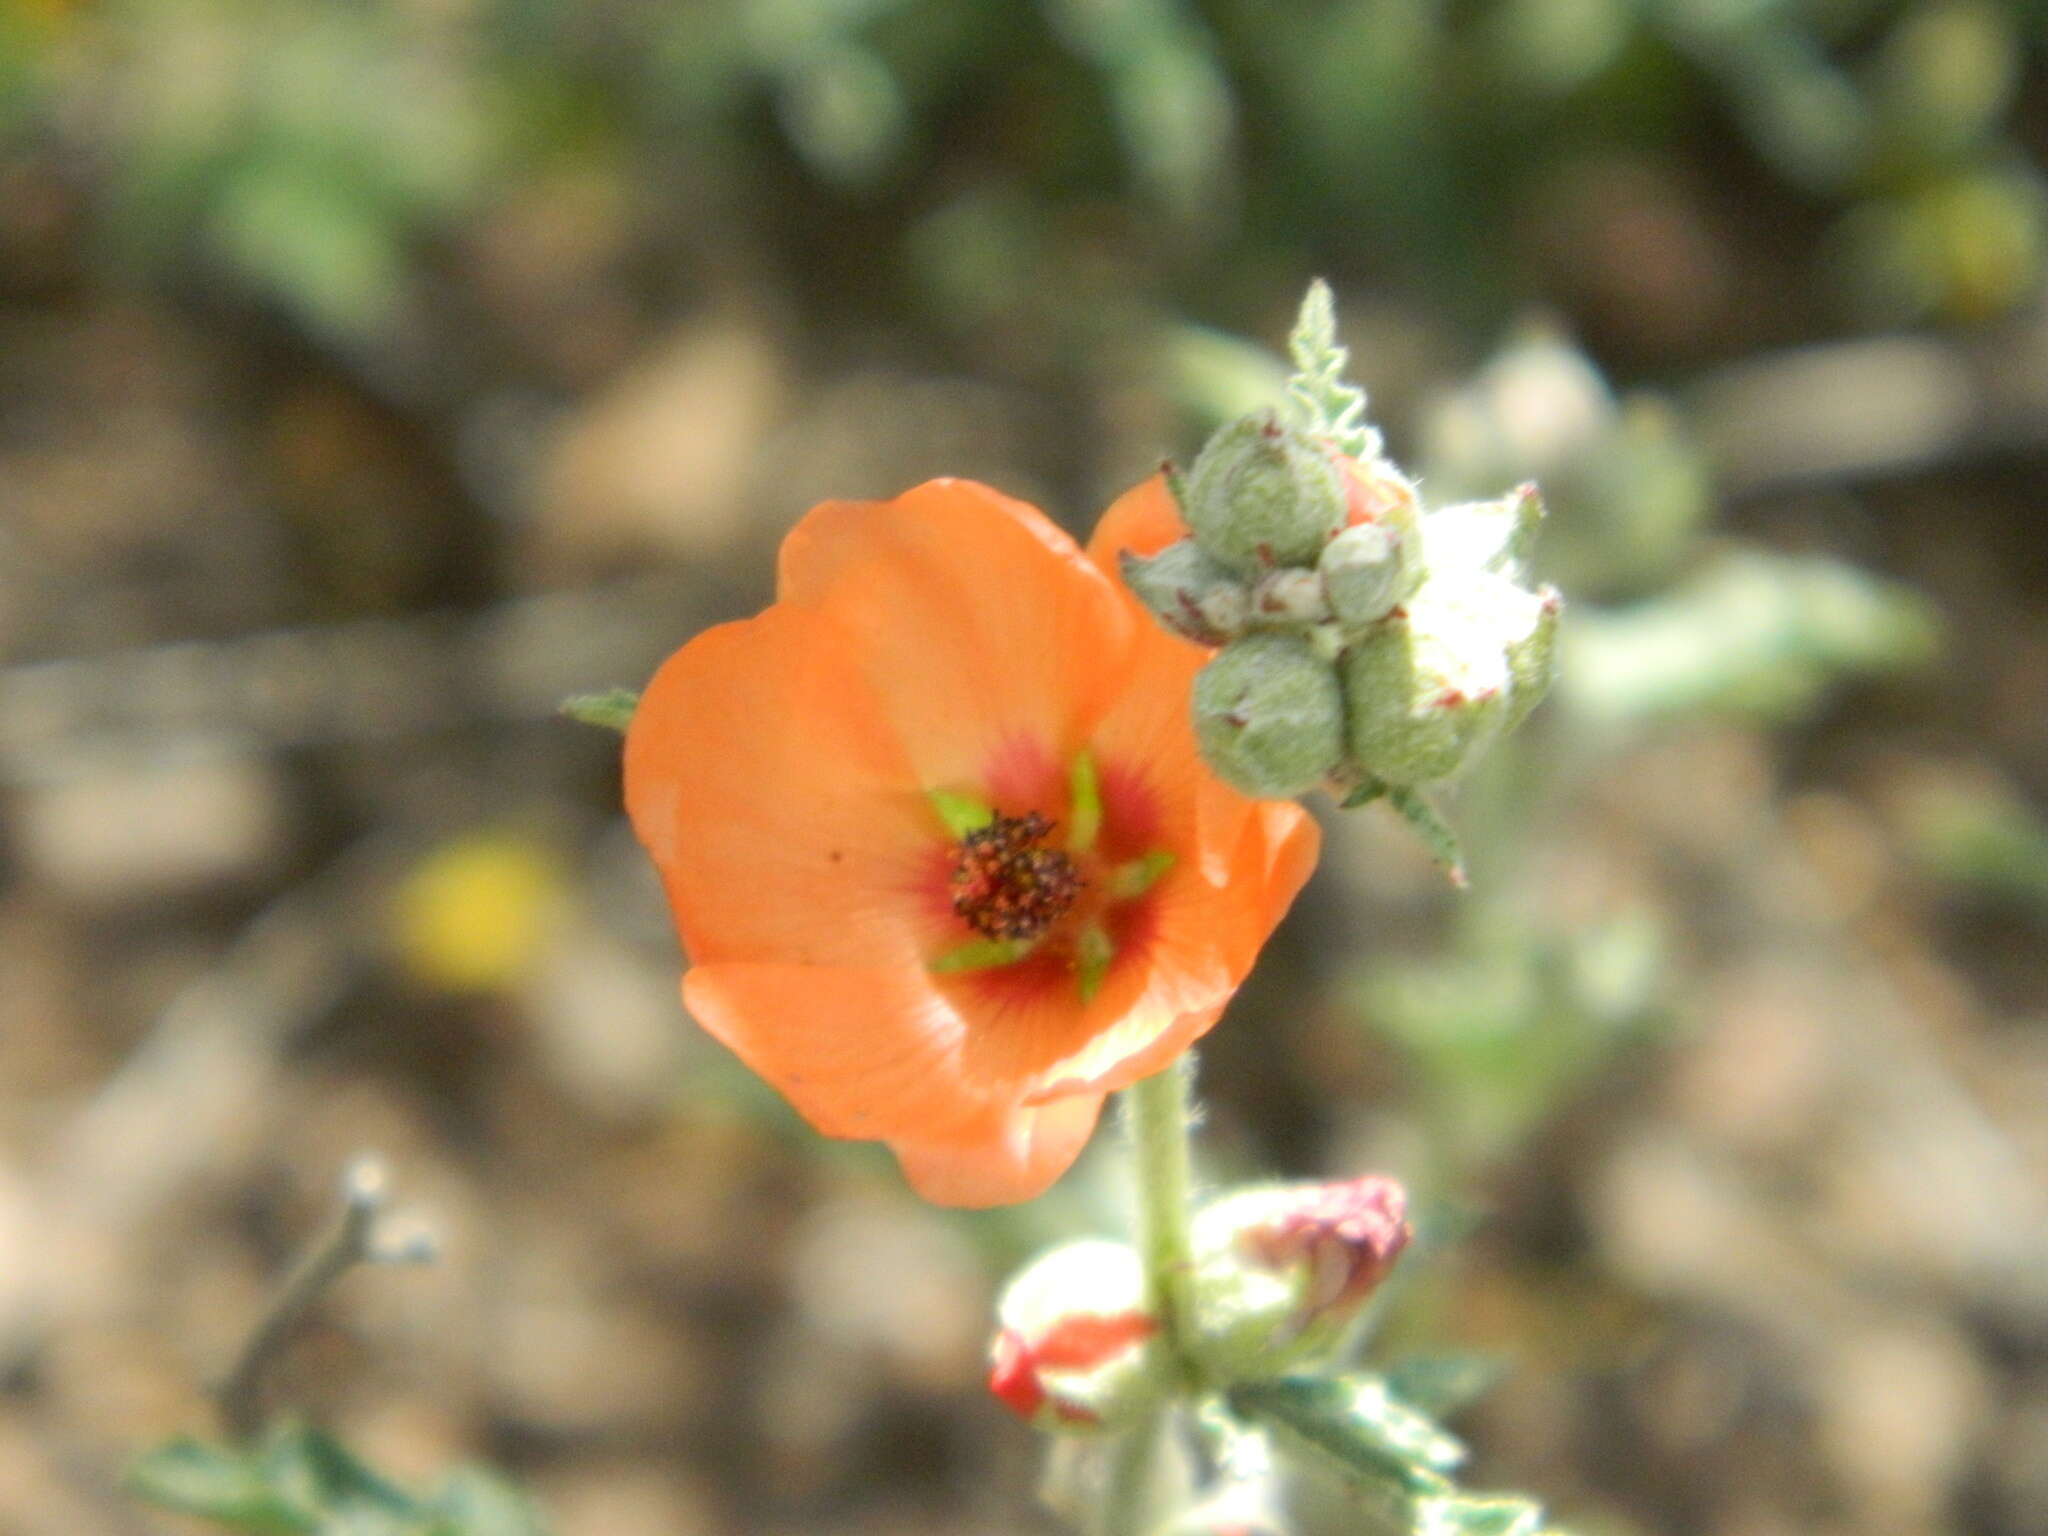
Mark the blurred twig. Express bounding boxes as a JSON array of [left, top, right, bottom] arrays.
[[0, 573, 712, 785], [215, 1155, 437, 1441]]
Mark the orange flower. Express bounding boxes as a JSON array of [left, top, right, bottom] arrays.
[[624, 477, 1318, 1206]]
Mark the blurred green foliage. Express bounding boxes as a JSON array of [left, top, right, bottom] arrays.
[[1903, 775, 2048, 916], [1363, 908, 1669, 1173], [7, 0, 2045, 340], [129, 1423, 549, 1536], [1563, 547, 1940, 722]]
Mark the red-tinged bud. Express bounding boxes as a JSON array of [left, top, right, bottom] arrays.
[[1234, 1177, 1409, 1320], [987, 1326, 1048, 1418], [986, 1240, 1167, 1433], [1188, 1177, 1411, 1383]]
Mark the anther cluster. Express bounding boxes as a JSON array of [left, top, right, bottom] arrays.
[[950, 813, 1084, 941]]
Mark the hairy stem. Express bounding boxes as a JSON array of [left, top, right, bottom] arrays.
[[1096, 1055, 1200, 1531], [1126, 1052, 1198, 1369], [1094, 1414, 1163, 1536]]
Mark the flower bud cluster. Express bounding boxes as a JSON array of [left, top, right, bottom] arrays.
[[985, 1180, 1411, 1429], [1122, 413, 1561, 799]]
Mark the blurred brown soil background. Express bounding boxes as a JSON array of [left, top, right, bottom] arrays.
[[1, 3, 2046, 1534]]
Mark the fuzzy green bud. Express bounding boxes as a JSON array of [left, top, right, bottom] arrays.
[[1248, 567, 1331, 628], [1340, 615, 1497, 786], [1185, 413, 1347, 573], [1320, 518, 1424, 631], [1340, 567, 1552, 785], [1119, 539, 1251, 645], [1504, 586, 1562, 731], [1422, 483, 1545, 580], [1188, 1177, 1411, 1384], [1193, 632, 1344, 798], [986, 1240, 1165, 1433]]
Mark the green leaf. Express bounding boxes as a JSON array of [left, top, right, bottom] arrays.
[[1163, 457, 1194, 512], [1339, 773, 1390, 809], [1413, 1492, 1547, 1536], [126, 1439, 315, 1534], [774, 42, 908, 188], [1388, 786, 1468, 887], [427, 1468, 552, 1536], [1229, 1374, 1466, 1501], [262, 1424, 422, 1529], [1284, 278, 1379, 461], [1904, 778, 2048, 915], [130, 1429, 552, 1536], [559, 688, 639, 732], [207, 159, 405, 340]]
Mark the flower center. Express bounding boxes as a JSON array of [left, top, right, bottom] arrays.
[[949, 812, 1083, 941]]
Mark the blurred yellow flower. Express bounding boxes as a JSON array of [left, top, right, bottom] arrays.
[[392, 832, 564, 993]]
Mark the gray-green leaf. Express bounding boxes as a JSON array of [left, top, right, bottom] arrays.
[[126, 1439, 315, 1535], [426, 1468, 552, 1536], [1413, 1492, 1547, 1535], [559, 688, 640, 733], [1229, 1373, 1466, 1500]]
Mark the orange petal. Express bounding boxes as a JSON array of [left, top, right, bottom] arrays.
[[1202, 798, 1321, 1014], [682, 961, 991, 1142], [776, 479, 1136, 789], [1013, 844, 1279, 1105], [888, 1093, 1105, 1207], [1086, 472, 1191, 577], [624, 604, 941, 968]]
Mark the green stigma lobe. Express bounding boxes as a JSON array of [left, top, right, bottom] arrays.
[[1074, 924, 1114, 1002], [1107, 850, 1175, 899], [1067, 750, 1102, 853], [930, 936, 1036, 974], [929, 788, 997, 839]]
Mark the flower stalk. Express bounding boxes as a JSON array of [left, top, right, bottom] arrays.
[[1095, 1412, 1165, 1536], [1126, 1053, 1199, 1380], [1099, 1058, 1197, 1533]]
